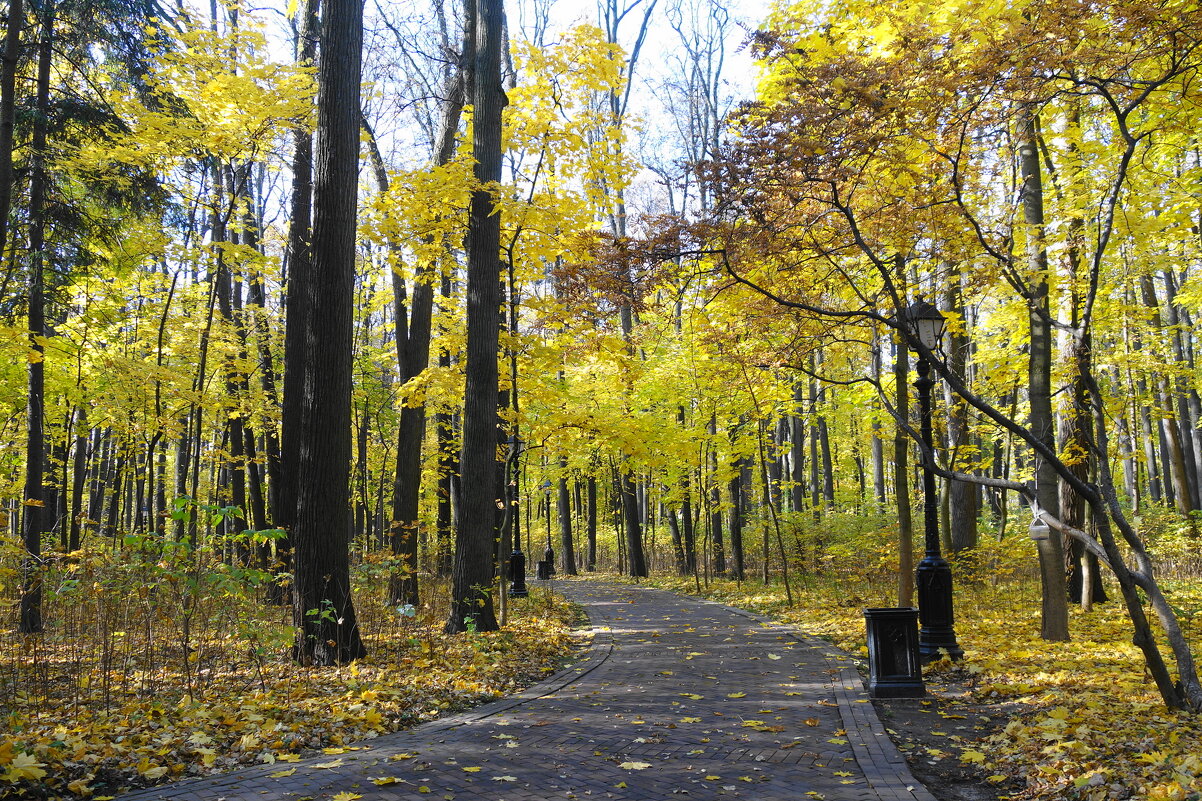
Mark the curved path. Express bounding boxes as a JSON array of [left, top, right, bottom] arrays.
[[120, 580, 937, 801]]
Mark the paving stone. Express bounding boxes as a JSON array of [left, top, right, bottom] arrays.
[[117, 580, 937, 801]]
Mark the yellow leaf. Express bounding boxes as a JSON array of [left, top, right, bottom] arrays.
[[312, 759, 345, 769], [389, 753, 417, 761], [67, 779, 93, 797], [277, 753, 301, 762], [462, 766, 482, 772], [332, 793, 362, 801], [961, 750, 987, 764], [371, 777, 399, 786], [727, 692, 747, 698], [618, 761, 651, 770], [270, 768, 297, 778], [418, 786, 431, 793], [4, 752, 47, 782]]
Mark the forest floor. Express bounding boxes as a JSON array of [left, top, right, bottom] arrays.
[[870, 670, 1025, 801]]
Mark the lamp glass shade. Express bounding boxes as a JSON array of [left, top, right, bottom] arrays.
[[906, 300, 945, 350]]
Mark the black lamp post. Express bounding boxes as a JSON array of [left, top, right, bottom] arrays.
[[508, 439, 528, 598], [905, 299, 964, 663]]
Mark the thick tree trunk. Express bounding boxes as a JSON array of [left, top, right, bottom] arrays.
[[19, 2, 51, 634], [447, 0, 505, 633], [558, 459, 577, 575], [291, 0, 365, 665], [620, 471, 648, 577], [274, 0, 318, 603], [1020, 107, 1069, 642]]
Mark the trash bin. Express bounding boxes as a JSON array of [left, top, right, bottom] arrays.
[[536, 560, 552, 580], [863, 607, 925, 698]]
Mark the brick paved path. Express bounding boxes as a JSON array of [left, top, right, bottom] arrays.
[[119, 580, 937, 801]]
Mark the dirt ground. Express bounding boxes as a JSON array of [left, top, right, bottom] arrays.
[[872, 669, 1028, 801]]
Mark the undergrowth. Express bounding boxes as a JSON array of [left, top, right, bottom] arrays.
[[0, 538, 576, 800]]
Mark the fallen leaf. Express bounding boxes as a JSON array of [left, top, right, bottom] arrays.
[[312, 758, 345, 769], [618, 761, 652, 770], [269, 768, 297, 778], [4, 753, 47, 782]]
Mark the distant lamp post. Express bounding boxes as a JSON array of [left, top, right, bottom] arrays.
[[537, 480, 555, 580], [904, 299, 964, 663], [509, 438, 528, 598]]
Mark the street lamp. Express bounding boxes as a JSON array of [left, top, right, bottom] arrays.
[[508, 439, 528, 598], [537, 480, 555, 580], [904, 298, 964, 663]]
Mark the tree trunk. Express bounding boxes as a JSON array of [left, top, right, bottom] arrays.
[[274, 0, 318, 604], [0, 0, 22, 264], [728, 454, 746, 581], [943, 272, 978, 552], [709, 414, 725, 575], [1019, 107, 1069, 642], [19, 1, 52, 634], [586, 473, 597, 571], [447, 0, 504, 633], [558, 459, 577, 574], [291, 0, 365, 665], [791, 383, 807, 513], [1140, 275, 1194, 517], [871, 338, 887, 510], [893, 329, 914, 607]]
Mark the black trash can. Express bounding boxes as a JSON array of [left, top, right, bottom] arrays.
[[864, 607, 925, 698], [536, 560, 552, 580]]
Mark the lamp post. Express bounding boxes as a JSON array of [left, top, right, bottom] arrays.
[[508, 438, 528, 598], [537, 480, 555, 580], [905, 299, 964, 663]]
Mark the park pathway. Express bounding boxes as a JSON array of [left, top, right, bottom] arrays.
[[119, 580, 937, 801]]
